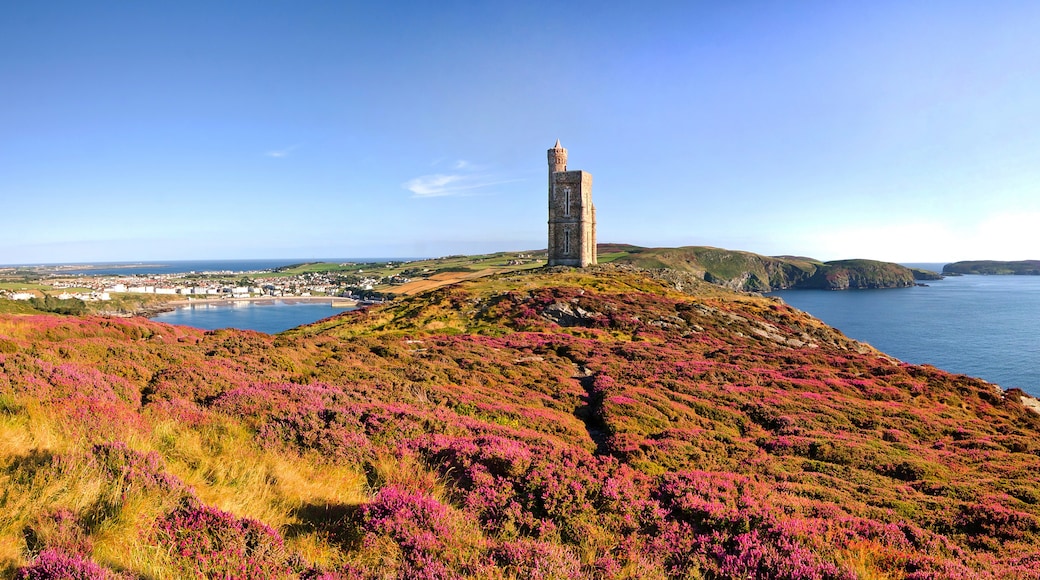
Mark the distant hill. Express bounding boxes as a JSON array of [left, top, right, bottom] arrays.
[[599, 244, 932, 291], [2, 264, 1038, 577], [944, 260, 1040, 275]]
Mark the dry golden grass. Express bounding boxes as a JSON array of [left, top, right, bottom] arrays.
[[0, 403, 371, 577], [390, 268, 498, 295]]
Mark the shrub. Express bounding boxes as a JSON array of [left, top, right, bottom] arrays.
[[360, 485, 487, 578], [24, 509, 92, 557], [152, 503, 290, 578], [16, 549, 115, 580], [493, 539, 582, 579]]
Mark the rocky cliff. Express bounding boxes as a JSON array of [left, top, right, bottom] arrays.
[[602, 244, 924, 291]]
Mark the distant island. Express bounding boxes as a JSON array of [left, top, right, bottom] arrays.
[[600, 244, 942, 292], [943, 260, 1040, 275]]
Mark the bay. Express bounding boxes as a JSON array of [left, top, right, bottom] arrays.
[[152, 300, 353, 334], [770, 274, 1040, 396]]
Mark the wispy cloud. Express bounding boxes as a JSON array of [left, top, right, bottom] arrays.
[[405, 159, 519, 198], [405, 174, 466, 197], [405, 174, 515, 198], [265, 144, 301, 158]]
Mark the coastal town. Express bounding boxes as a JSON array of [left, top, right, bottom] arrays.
[[0, 264, 395, 304], [0, 252, 545, 314]]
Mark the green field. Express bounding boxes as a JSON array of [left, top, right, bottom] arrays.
[[0, 282, 48, 292], [266, 251, 546, 288]]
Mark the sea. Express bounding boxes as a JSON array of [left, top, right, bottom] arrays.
[[770, 264, 1040, 397], [151, 300, 353, 334]]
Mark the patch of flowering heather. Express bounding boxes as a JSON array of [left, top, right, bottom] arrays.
[[710, 528, 851, 580], [88, 442, 189, 496], [418, 434, 538, 533], [24, 509, 93, 557], [298, 567, 364, 580], [208, 382, 379, 461], [422, 436, 654, 552], [152, 502, 291, 578], [991, 553, 1040, 578], [424, 434, 534, 482], [259, 409, 372, 462], [492, 539, 582, 579], [143, 357, 262, 405], [16, 548, 117, 580], [60, 395, 144, 443], [140, 397, 212, 427], [360, 485, 486, 578], [652, 470, 855, 579], [955, 496, 1039, 541], [42, 361, 137, 404], [1, 359, 144, 441], [211, 382, 341, 420], [655, 470, 771, 535]]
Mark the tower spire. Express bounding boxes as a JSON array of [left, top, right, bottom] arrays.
[[554, 139, 562, 149]]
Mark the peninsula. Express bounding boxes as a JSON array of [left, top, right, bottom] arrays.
[[600, 244, 941, 291], [943, 260, 1040, 275]]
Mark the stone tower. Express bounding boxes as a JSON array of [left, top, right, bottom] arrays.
[[547, 140, 597, 267]]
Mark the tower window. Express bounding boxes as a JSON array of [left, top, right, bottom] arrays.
[[564, 228, 571, 255], [563, 187, 571, 217]]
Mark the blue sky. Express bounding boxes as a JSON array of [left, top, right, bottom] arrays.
[[3, 1, 1040, 264]]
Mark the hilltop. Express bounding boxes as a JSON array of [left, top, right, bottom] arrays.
[[1, 264, 1038, 578]]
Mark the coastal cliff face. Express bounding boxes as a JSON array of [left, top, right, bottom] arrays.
[[603, 245, 923, 291], [801, 259, 917, 290], [1, 265, 1038, 578]]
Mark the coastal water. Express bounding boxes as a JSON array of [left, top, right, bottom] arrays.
[[771, 274, 1040, 397], [152, 300, 352, 334]]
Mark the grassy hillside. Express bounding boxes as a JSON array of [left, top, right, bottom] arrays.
[[1, 265, 1038, 578], [269, 252, 544, 282], [0, 300, 40, 315], [603, 245, 922, 291]]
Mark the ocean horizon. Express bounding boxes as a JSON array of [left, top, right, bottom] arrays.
[[3, 258, 430, 276]]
